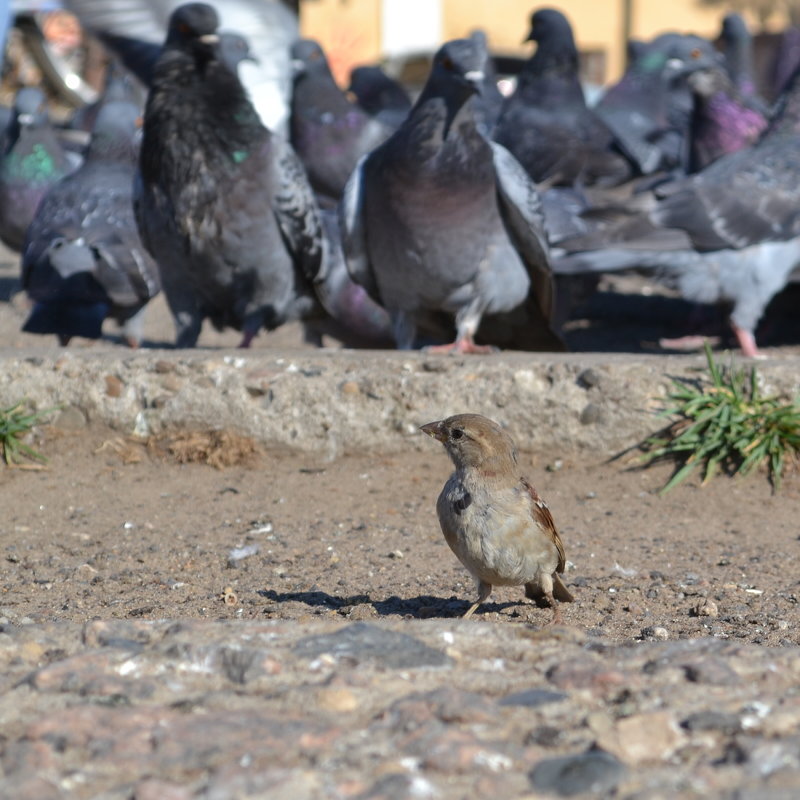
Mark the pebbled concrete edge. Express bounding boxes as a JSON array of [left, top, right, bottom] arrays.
[[1, 349, 797, 459]]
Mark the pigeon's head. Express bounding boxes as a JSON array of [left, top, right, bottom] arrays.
[[166, 3, 220, 54], [13, 87, 48, 128], [721, 13, 750, 44], [348, 66, 410, 114], [218, 31, 258, 74], [428, 39, 485, 99], [637, 34, 720, 82], [291, 39, 330, 79], [525, 8, 574, 46]]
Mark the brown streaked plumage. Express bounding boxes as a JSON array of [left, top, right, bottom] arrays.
[[420, 413, 573, 622]]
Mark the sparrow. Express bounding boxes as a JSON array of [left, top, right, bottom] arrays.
[[420, 413, 573, 623]]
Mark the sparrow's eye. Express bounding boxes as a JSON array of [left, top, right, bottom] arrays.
[[451, 429, 463, 440]]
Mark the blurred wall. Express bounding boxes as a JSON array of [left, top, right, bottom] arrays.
[[300, 0, 790, 86]]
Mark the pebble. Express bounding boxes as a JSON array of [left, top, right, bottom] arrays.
[[529, 750, 626, 796], [0, 620, 799, 798], [641, 625, 670, 640]]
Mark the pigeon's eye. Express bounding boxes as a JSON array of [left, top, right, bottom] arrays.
[[690, 48, 701, 59], [178, 23, 191, 35], [451, 428, 464, 440], [441, 56, 455, 71]]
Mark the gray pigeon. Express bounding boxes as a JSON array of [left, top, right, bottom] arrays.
[[290, 38, 394, 201], [340, 38, 561, 353], [494, 8, 631, 187], [21, 100, 160, 346], [348, 65, 412, 129], [0, 88, 75, 252], [554, 64, 800, 357], [135, 3, 324, 348], [595, 33, 721, 176]]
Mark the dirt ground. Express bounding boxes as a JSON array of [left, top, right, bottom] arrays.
[[1, 247, 800, 647], [2, 423, 798, 647]]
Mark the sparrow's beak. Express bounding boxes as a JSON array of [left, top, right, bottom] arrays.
[[420, 421, 447, 442]]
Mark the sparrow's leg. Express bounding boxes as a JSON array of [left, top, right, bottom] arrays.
[[526, 575, 563, 625], [463, 580, 492, 618]]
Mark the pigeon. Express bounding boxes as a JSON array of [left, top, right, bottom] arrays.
[[493, 8, 631, 187], [595, 32, 721, 176], [135, 2, 324, 348], [0, 87, 75, 252], [67, 0, 297, 135], [771, 26, 800, 101], [348, 64, 412, 129], [468, 29, 504, 136], [687, 66, 768, 172], [340, 38, 561, 353], [290, 38, 394, 201], [69, 62, 143, 134], [307, 209, 392, 347], [21, 100, 160, 346], [718, 13, 761, 102], [554, 64, 800, 358]]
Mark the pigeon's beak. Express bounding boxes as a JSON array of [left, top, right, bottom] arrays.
[[464, 70, 484, 92], [420, 421, 447, 443], [200, 34, 220, 45]]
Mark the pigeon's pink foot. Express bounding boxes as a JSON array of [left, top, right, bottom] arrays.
[[424, 337, 498, 355], [731, 325, 762, 359], [658, 335, 716, 351]]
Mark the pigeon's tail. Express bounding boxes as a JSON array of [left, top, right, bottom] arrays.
[[23, 300, 110, 340], [552, 246, 690, 276]]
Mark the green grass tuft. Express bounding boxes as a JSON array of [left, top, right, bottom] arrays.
[[641, 343, 800, 493], [0, 402, 59, 466]]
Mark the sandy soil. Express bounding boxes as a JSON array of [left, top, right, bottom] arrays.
[[2, 245, 800, 647], [3, 424, 799, 647]]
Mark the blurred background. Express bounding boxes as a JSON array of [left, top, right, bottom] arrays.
[[3, 0, 798, 114]]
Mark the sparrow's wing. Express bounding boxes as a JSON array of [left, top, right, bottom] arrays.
[[520, 476, 566, 572]]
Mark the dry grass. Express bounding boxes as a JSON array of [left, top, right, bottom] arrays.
[[96, 429, 262, 469]]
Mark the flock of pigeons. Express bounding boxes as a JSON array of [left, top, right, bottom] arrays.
[[2, 2, 800, 356]]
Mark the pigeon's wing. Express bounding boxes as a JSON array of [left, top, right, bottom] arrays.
[[652, 144, 800, 250], [338, 154, 380, 302], [270, 135, 325, 283], [491, 142, 554, 321]]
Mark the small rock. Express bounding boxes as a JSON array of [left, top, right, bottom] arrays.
[[316, 687, 359, 712], [529, 750, 626, 796], [579, 402, 605, 425], [227, 545, 259, 567], [681, 710, 741, 734], [691, 599, 719, 618], [577, 368, 602, 388], [641, 626, 669, 641], [596, 711, 685, 765], [294, 623, 451, 669], [387, 550, 404, 559], [499, 689, 567, 708], [340, 381, 361, 396], [53, 406, 87, 430], [104, 375, 124, 398]]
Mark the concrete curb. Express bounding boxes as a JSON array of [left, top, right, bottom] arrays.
[[1, 348, 797, 458]]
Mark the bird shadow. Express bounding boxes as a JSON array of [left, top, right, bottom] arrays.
[[258, 588, 531, 619]]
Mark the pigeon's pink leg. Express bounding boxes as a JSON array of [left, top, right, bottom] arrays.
[[425, 336, 498, 355], [731, 324, 760, 358]]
